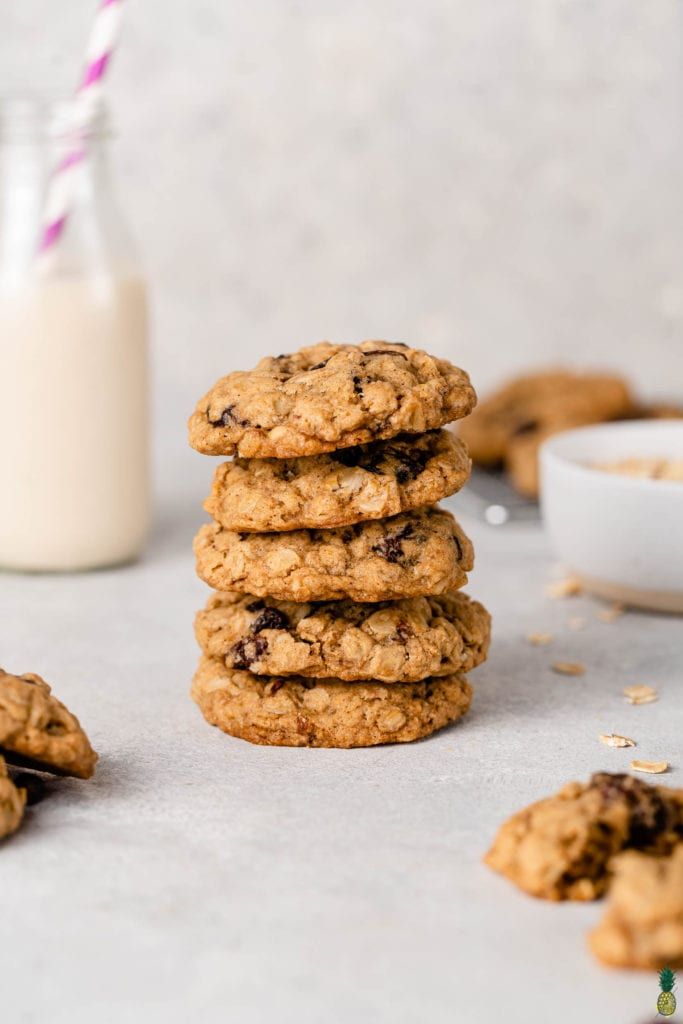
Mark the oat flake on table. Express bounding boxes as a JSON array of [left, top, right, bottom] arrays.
[[597, 603, 626, 623], [545, 577, 583, 599], [599, 733, 636, 748], [551, 661, 586, 676], [630, 759, 669, 775], [526, 632, 553, 646], [567, 616, 586, 631], [623, 684, 658, 705]]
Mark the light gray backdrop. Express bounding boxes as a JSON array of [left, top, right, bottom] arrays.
[[2, 0, 682, 500]]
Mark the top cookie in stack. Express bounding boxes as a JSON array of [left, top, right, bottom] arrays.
[[188, 340, 476, 458], [189, 340, 490, 748]]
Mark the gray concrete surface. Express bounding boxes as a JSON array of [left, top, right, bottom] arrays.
[[1, 490, 679, 1023]]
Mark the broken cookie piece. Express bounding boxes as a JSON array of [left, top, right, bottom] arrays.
[[0, 669, 98, 779], [484, 772, 683, 901], [589, 846, 683, 968]]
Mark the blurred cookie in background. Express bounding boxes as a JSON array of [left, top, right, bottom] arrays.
[[589, 846, 683, 969], [457, 369, 682, 499], [634, 402, 683, 421]]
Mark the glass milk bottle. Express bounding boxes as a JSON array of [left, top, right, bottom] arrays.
[[0, 98, 150, 570]]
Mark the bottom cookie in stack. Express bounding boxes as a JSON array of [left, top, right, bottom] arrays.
[[191, 590, 491, 747], [191, 655, 473, 748]]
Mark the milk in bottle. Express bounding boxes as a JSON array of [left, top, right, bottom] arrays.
[[0, 98, 150, 570]]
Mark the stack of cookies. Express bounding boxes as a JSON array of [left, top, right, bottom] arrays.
[[188, 340, 491, 748]]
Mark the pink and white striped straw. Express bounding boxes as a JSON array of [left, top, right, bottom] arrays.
[[39, 0, 125, 255]]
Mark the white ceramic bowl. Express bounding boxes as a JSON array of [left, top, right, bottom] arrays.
[[540, 420, 683, 613]]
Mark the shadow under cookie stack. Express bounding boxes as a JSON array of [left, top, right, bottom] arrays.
[[188, 341, 491, 748]]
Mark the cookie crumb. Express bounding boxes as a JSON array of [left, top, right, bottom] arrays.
[[552, 661, 586, 676], [630, 759, 669, 775], [623, 684, 658, 705], [527, 632, 553, 646], [599, 733, 636, 748], [597, 602, 626, 623], [545, 576, 582, 599], [567, 616, 586, 631]]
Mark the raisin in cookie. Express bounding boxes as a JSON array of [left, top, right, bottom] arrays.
[[194, 507, 473, 603], [0, 670, 98, 779], [195, 590, 490, 683], [458, 370, 634, 498], [0, 755, 26, 840], [589, 846, 683, 969], [485, 772, 683, 901], [191, 654, 473, 748], [204, 430, 471, 533], [189, 341, 476, 458]]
